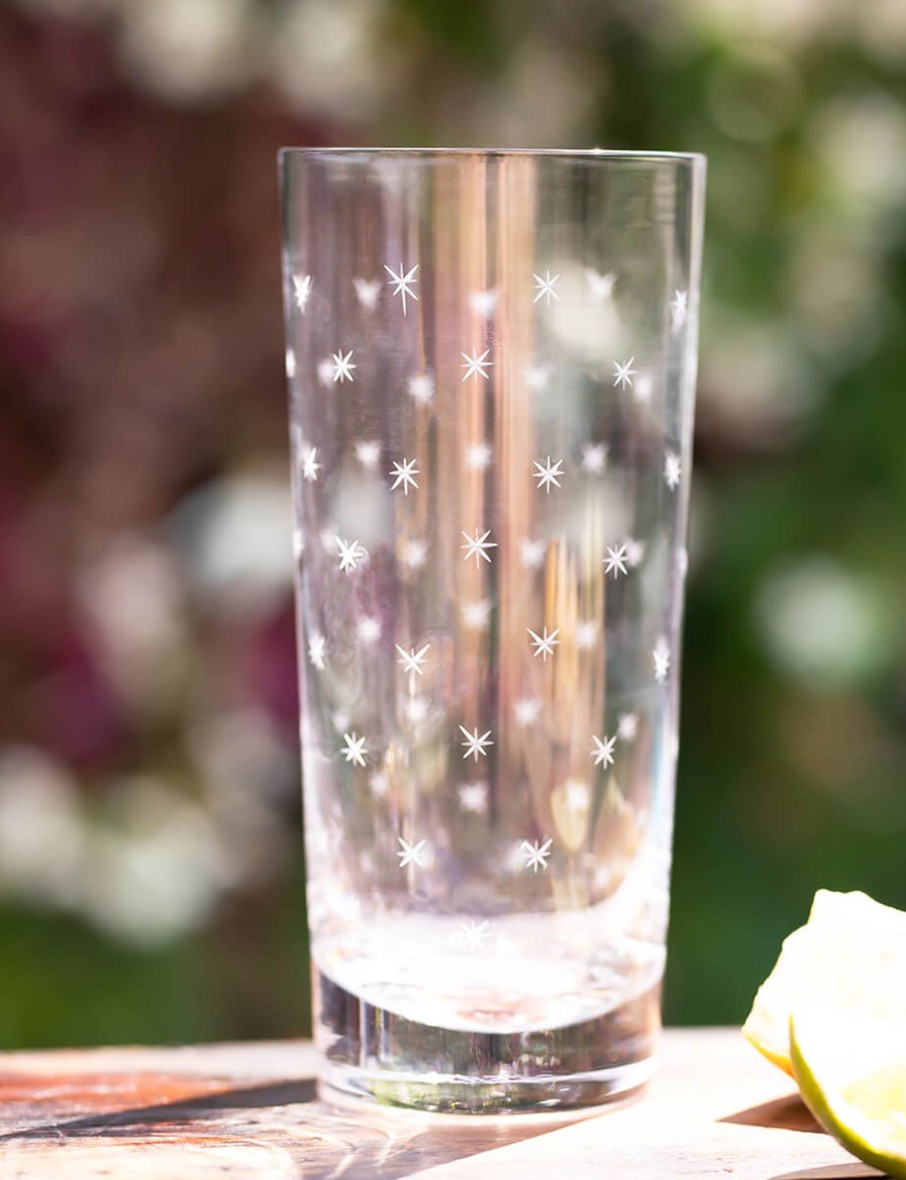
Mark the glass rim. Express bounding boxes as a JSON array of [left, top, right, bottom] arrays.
[[280, 146, 706, 165]]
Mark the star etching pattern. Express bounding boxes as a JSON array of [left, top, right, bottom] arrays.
[[407, 372, 435, 405], [664, 450, 682, 491], [353, 277, 381, 310], [670, 288, 688, 331], [591, 733, 617, 768], [618, 712, 639, 741], [460, 725, 494, 761], [459, 781, 489, 813], [532, 456, 564, 493], [390, 457, 419, 495], [469, 289, 498, 318], [653, 635, 671, 683], [461, 598, 491, 630], [384, 262, 419, 314], [533, 269, 561, 306], [520, 837, 552, 873], [461, 528, 497, 566], [465, 442, 493, 471], [581, 443, 607, 474], [456, 919, 492, 953], [519, 539, 547, 571], [461, 348, 493, 381], [603, 542, 629, 578], [354, 440, 381, 469], [612, 356, 637, 391], [525, 364, 552, 392], [401, 538, 428, 569], [396, 643, 429, 677], [308, 633, 326, 670], [513, 697, 542, 727], [357, 616, 382, 645], [341, 731, 367, 767], [528, 626, 560, 661], [336, 536, 367, 573], [331, 349, 356, 383], [292, 273, 312, 312], [397, 836, 428, 869], [586, 268, 616, 300], [301, 446, 321, 483]]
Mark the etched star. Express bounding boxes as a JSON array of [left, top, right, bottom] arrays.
[[461, 528, 497, 566], [336, 536, 367, 573], [407, 372, 435, 405], [528, 626, 560, 661], [653, 636, 671, 683], [353, 277, 381, 311], [390, 457, 419, 495], [461, 599, 491, 630], [317, 358, 335, 386], [384, 262, 419, 315], [465, 442, 493, 471], [460, 725, 494, 761], [396, 836, 428, 869], [355, 440, 381, 469], [532, 456, 564, 493], [591, 733, 617, 767], [292, 273, 312, 312], [459, 782, 489, 813], [341, 731, 367, 767], [404, 695, 430, 724], [564, 780, 590, 813], [301, 446, 321, 483], [612, 356, 637, 391], [580, 443, 607, 474], [576, 620, 598, 650], [664, 450, 682, 491], [513, 697, 542, 727], [369, 772, 390, 798], [331, 349, 356, 383], [308, 633, 326, 670], [461, 348, 493, 381], [586, 268, 616, 301], [618, 712, 639, 741], [396, 642, 430, 677], [456, 919, 492, 953], [525, 364, 552, 392], [468, 289, 498, 318], [670, 288, 688, 331], [520, 837, 552, 873], [357, 616, 382, 644], [519, 538, 547, 569], [603, 542, 629, 578], [533, 269, 561, 306], [401, 538, 428, 569]]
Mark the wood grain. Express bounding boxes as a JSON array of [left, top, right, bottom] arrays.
[[0, 1031, 879, 1178]]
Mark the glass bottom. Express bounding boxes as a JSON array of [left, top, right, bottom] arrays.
[[313, 966, 662, 1114]]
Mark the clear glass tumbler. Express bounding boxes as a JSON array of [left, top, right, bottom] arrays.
[[280, 148, 705, 1113]]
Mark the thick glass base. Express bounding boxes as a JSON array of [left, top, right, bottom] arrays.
[[313, 967, 661, 1115]]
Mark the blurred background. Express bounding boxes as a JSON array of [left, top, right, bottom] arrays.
[[1, 0, 905, 1049]]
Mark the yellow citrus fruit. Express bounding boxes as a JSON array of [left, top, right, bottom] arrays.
[[742, 890, 906, 1075], [790, 1009, 906, 1179]]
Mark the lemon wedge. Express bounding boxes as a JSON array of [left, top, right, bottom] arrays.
[[790, 1010, 906, 1179], [743, 890, 906, 1075]]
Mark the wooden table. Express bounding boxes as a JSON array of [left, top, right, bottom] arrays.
[[0, 1030, 877, 1178]]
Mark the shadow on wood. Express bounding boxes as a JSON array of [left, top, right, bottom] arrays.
[[720, 1093, 823, 1134], [770, 1165, 882, 1179]]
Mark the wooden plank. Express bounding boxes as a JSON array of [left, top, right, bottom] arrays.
[[0, 1031, 878, 1179]]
